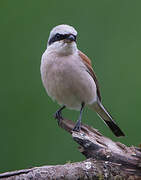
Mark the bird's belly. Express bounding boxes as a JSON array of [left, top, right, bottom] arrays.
[[41, 54, 97, 110]]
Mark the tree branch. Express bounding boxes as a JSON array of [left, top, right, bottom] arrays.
[[0, 118, 141, 180]]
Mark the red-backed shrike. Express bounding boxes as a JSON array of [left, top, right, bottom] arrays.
[[40, 24, 125, 137]]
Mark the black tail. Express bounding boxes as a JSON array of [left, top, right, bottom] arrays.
[[104, 119, 125, 137], [92, 101, 125, 137]]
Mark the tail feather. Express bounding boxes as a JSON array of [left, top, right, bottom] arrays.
[[92, 101, 125, 137]]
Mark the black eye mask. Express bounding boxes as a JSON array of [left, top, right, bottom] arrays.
[[48, 33, 76, 45]]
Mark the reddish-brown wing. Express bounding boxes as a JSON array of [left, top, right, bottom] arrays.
[[78, 50, 101, 101]]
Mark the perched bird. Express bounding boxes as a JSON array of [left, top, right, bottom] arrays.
[[40, 24, 125, 137]]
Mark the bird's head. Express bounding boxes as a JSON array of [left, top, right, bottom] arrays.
[[47, 24, 77, 55]]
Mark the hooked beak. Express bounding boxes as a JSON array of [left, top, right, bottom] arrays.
[[64, 34, 76, 43]]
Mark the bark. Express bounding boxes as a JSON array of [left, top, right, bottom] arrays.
[[0, 118, 141, 180]]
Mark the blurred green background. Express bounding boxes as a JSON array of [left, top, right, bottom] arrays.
[[0, 0, 141, 173]]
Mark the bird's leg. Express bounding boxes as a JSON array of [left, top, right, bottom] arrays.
[[73, 102, 85, 132], [54, 105, 66, 125]]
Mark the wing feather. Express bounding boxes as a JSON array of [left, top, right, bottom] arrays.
[[78, 50, 101, 101]]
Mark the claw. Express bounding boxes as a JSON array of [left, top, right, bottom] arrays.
[[73, 102, 85, 132], [54, 110, 63, 125], [73, 122, 81, 132], [54, 105, 66, 126]]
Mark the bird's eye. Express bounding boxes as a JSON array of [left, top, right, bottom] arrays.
[[48, 33, 64, 45], [55, 33, 61, 39]]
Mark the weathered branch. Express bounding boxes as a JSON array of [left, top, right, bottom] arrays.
[[0, 118, 141, 180]]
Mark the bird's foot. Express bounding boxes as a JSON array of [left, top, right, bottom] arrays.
[[54, 110, 63, 126], [73, 121, 81, 132], [73, 102, 84, 132]]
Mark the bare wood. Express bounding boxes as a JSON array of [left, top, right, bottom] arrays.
[[0, 118, 141, 180]]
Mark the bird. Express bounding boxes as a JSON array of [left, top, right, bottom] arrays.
[[40, 24, 125, 137]]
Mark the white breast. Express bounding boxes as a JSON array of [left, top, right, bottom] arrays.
[[40, 50, 97, 110]]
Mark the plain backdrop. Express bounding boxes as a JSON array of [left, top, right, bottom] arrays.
[[0, 0, 141, 173]]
